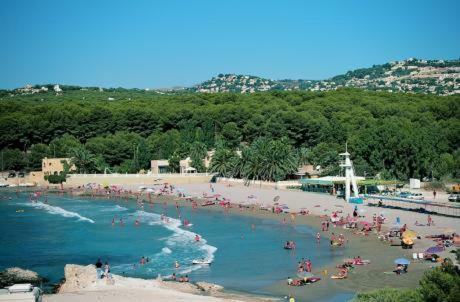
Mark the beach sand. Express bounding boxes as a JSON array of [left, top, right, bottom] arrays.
[[176, 182, 459, 301], [41, 182, 459, 302]]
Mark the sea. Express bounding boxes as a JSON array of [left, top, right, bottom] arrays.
[[0, 191, 353, 300]]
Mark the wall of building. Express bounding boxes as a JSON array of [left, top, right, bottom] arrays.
[[65, 173, 214, 187], [42, 157, 74, 174]]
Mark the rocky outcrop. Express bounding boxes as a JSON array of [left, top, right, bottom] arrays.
[[196, 282, 223, 293], [0, 267, 44, 288], [58, 264, 97, 293]]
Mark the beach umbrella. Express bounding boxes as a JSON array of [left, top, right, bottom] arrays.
[[425, 246, 444, 254], [402, 230, 417, 240], [394, 258, 410, 265], [274, 196, 280, 202], [402, 237, 414, 245], [297, 272, 314, 278]]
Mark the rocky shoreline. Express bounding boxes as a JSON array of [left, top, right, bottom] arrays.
[[0, 267, 47, 288], [48, 264, 272, 302]]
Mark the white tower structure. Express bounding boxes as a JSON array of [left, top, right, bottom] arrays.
[[339, 145, 359, 202]]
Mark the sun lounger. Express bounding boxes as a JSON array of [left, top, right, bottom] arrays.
[[418, 253, 424, 259], [412, 253, 418, 260]]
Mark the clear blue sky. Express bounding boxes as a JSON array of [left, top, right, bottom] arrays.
[[1, 0, 459, 89]]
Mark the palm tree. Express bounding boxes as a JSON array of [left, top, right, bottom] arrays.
[[296, 147, 312, 166], [260, 138, 297, 182], [209, 148, 238, 177], [240, 137, 298, 183], [70, 147, 96, 174]]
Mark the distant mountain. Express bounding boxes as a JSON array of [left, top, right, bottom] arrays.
[[4, 58, 459, 97], [191, 58, 460, 95]]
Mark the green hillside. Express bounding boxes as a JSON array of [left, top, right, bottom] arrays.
[[0, 89, 458, 181]]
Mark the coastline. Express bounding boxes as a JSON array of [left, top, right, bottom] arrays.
[[9, 182, 459, 302], [43, 264, 273, 302]]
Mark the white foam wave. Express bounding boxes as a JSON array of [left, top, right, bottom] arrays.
[[161, 247, 172, 254], [101, 205, 128, 212], [23, 201, 95, 223], [135, 210, 217, 268]]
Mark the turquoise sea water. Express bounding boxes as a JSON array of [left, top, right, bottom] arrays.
[[0, 191, 348, 299]]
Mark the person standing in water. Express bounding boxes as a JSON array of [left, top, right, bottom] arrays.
[[330, 233, 336, 245], [316, 232, 321, 244], [306, 259, 312, 272]]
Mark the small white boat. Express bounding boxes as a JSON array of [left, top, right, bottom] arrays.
[[192, 259, 212, 265]]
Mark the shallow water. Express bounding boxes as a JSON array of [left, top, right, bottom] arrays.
[[0, 192, 346, 297]]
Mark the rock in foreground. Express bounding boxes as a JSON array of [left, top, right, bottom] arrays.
[[0, 267, 44, 288]]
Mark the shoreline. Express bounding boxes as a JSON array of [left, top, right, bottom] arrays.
[[43, 264, 274, 302], [5, 183, 459, 302]]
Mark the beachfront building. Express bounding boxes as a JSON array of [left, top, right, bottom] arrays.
[[179, 157, 195, 174], [300, 176, 365, 195], [150, 160, 170, 174], [42, 157, 74, 175], [151, 150, 215, 174], [292, 164, 321, 179]]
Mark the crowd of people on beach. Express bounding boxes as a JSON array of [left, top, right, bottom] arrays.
[[8, 181, 459, 302]]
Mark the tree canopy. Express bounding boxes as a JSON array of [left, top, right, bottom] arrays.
[[0, 89, 458, 179]]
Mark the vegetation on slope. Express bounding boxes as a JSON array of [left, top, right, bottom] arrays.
[[0, 89, 458, 181]]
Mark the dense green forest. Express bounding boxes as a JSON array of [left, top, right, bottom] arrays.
[[0, 88, 459, 181]]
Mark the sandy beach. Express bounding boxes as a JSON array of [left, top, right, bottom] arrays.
[[32, 181, 459, 302]]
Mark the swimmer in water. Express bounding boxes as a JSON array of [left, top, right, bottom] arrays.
[[111, 218, 115, 226], [175, 261, 180, 268], [195, 234, 200, 242], [135, 219, 140, 226]]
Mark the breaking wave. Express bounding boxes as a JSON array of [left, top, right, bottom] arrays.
[[101, 205, 128, 212], [23, 201, 95, 223], [135, 210, 217, 273]]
